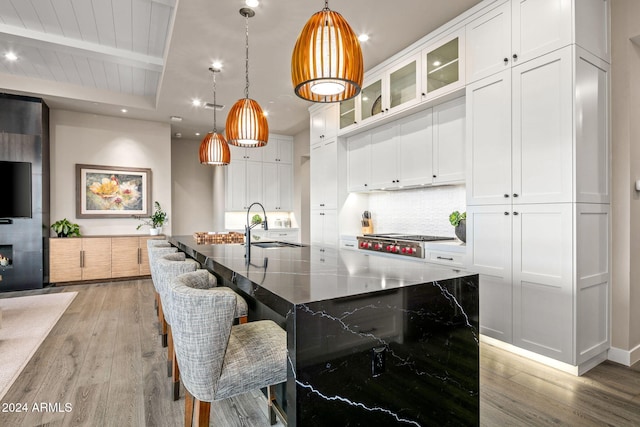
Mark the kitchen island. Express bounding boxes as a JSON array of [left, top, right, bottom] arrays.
[[169, 235, 479, 426]]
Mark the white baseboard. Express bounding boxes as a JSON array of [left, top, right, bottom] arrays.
[[480, 335, 607, 376], [607, 343, 640, 366]]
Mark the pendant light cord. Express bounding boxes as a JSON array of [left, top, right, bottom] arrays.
[[244, 12, 250, 99], [212, 69, 218, 132]]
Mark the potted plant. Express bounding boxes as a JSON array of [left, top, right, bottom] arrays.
[[51, 218, 81, 237], [449, 211, 466, 243], [135, 201, 168, 235]]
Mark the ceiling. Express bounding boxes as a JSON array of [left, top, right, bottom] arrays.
[[0, 0, 483, 140]]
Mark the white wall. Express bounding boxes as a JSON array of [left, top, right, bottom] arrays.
[[171, 137, 215, 235], [610, 0, 640, 365], [50, 110, 172, 236]]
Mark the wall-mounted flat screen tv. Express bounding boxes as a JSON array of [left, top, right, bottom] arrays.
[[0, 160, 32, 218]]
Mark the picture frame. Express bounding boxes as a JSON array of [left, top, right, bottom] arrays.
[[76, 164, 152, 218]]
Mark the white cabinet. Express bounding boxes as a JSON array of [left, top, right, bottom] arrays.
[[511, 0, 572, 66], [465, 1, 511, 83], [369, 123, 397, 189], [262, 135, 293, 164], [226, 134, 294, 211], [422, 30, 465, 101], [346, 132, 371, 192], [310, 104, 338, 145], [466, 205, 513, 343], [310, 209, 338, 246], [263, 162, 292, 211], [466, 69, 512, 205], [347, 97, 463, 192], [432, 96, 465, 185], [466, 0, 610, 84], [310, 138, 338, 209], [226, 160, 263, 211], [467, 46, 608, 206], [396, 108, 434, 187]]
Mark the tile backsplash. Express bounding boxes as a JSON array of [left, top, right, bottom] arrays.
[[367, 185, 466, 237]]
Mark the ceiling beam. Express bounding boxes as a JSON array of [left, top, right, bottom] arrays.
[[0, 23, 164, 72]]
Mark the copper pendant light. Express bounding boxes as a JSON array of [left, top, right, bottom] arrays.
[[199, 67, 230, 165], [226, 8, 269, 148], [291, 0, 363, 103]]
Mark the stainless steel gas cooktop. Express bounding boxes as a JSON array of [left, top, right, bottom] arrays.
[[356, 234, 455, 258]]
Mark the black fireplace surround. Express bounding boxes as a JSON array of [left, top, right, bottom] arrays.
[[0, 93, 50, 291]]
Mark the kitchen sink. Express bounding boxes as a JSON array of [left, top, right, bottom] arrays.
[[251, 241, 305, 249]]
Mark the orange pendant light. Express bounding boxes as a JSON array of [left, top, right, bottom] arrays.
[[226, 8, 269, 148], [199, 67, 230, 165], [291, 0, 363, 103]]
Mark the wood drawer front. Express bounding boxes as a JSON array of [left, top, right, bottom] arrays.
[[427, 250, 465, 267]]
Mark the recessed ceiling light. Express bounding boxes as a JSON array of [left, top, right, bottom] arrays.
[[175, 132, 182, 138], [358, 34, 369, 42], [195, 132, 201, 136], [170, 116, 183, 122], [121, 108, 128, 113], [5, 52, 17, 61], [192, 99, 202, 107], [211, 61, 223, 69], [245, 0, 259, 7]]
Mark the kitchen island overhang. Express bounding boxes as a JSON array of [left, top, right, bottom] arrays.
[[170, 236, 479, 426]]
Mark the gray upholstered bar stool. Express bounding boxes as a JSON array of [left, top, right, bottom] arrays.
[[147, 239, 171, 315], [157, 252, 200, 400], [148, 245, 179, 346], [157, 253, 250, 401], [168, 270, 287, 427]]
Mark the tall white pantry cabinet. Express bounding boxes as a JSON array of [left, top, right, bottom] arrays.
[[465, 0, 610, 371]]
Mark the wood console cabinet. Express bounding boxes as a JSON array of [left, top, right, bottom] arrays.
[[50, 235, 159, 284]]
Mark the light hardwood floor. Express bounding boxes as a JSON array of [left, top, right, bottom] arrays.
[[0, 279, 639, 426]]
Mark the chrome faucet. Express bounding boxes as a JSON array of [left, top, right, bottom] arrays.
[[245, 202, 268, 262]]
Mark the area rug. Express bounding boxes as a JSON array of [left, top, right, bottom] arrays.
[[0, 292, 77, 400]]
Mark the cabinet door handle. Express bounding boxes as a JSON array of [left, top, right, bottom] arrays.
[[513, 193, 519, 197], [512, 53, 518, 60], [504, 194, 510, 198], [513, 211, 519, 215], [320, 213, 325, 216], [433, 175, 437, 178], [422, 93, 426, 97], [504, 212, 510, 215], [138, 247, 141, 265], [437, 256, 454, 261], [345, 244, 355, 247], [504, 57, 509, 64], [364, 183, 368, 187], [80, 250, 84, 268]]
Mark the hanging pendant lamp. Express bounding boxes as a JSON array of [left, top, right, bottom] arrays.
[[199, 67, 230, 165], [226, 8, 269, 148], [291, 0, 363, 103]]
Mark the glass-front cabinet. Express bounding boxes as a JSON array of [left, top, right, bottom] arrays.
[[359, 73, 383, 123], [422, 30, 465, 100], [339, 97, 357, 131]]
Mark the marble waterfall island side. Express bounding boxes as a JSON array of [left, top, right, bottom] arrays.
[[170, 236, 479, 426]]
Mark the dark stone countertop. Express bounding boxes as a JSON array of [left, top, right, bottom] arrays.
[[169, 235, 473, 305]]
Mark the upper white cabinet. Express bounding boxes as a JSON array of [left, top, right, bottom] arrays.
[[226, 159, 262, 211], [310, 104, 338, 145], [422, 30, 465, 101], [226, 134, 294, 211], [311, 138, 338, 209], [466, 0, 610, 84], [466, 1, 512, 83], [467, 46, 609, 206], [262, 135, 293, 164], [346, 132, 371, 192], [347, 98, 463, 193], [432, 96, 465, 185]]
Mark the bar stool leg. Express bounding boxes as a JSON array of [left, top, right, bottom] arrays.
[[185, 389, 194, 427], [239, 315, 248, 324]]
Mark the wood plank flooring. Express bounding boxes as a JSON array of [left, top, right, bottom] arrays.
[[1, 279, 639, 426]]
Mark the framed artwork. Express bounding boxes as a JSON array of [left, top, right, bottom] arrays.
[[76, 164, 152, 218]]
